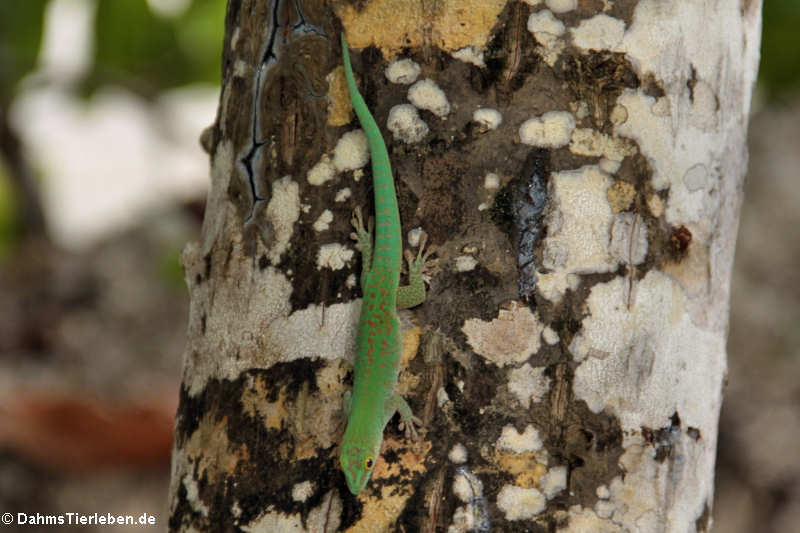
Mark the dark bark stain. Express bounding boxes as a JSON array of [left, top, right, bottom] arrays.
[[171, 362, 360, 531], [669, 225, 693, 258], [641, 71, 667, 98], [687, 63, 698, 102], [642, 412, 682, 463], [695, 501, 712, 532], [559, 50, 639, 127]]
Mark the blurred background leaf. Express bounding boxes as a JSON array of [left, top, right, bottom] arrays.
[[0, 0, 49, 105], [88, 0, 226, 97], [759, 0, 800, 99]]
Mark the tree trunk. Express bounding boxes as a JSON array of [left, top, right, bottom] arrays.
[[168, 1, 761, 531]]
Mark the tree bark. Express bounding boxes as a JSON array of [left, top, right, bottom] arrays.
[[168, 1, 761, 531]]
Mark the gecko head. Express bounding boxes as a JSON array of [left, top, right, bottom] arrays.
[[340, 440, 380, 495]]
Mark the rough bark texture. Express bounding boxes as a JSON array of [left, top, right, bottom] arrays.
[[168, 1, 761, 531]]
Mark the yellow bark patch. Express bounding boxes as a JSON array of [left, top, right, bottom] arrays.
[[401, 326, 421, 365], [607, 180, 636, 213], [345, 436, 430, 532], [335, 0, 507, 59], [345, 484, 412, 533], [373, 434, 431, 482], [495, 451, 548, 488], [184, 414, 250, 485], [240, 375, 288, 431], [328, 65, 354, 127]]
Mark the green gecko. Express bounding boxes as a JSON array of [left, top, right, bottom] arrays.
[[339, 33, 434, 495]]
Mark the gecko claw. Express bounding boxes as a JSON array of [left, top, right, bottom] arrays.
[[398, 415, 423, 440], [351, 206, 365, 234], [351, 206, 373, 253], [405, 231, 437, 278]]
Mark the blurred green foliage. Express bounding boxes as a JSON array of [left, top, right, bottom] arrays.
[[0, 163, 21, 260], [90, 0, 226, 97], [158, 245, 187, 288], [0, 0, 49, 105], [760, 0, 800, 99], [0, 0, 226, 104]]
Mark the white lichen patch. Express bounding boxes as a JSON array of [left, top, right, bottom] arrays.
[[437, 387, 450, 407], [385, 58, 421, 84], [507, 363, 550, 408], [312, 209, 333, 232], [307, 157, 336, 186], [407, 227, 424, 247], [540, 466, 567, 499], [595, 499, 616, 519], [316, 243, 354, 270], [473, 108, 502, 130], [519, 111, 576, 148], [538, 165, 616, 301], [291, 480, 314, 502], [265, 176, 301, 264], [408, 79, 451, 117], [613, 89, 719, 226], [449, 506, 475, 533], [536, 271, 580, 302], [546, 0, 576, 13], [334, 187, 352, 202], [387, 104, 429, 143], [452, 46, 485, 67], [598, 157, 622, 175], [542, 326, 558, 345], [183, 473, 209, 517], [528, 9, 565, 37], [497, 424, 543, 453], [526, 10, 566, 65], [333, 129, 369, 171], [242, 490, 341, 533], [571, 14, 626, 51], [609, 213, 648, 266], [449, 443, 468, 464], [527, 9, 565, 46], [453, 474, 473, 502], [496, 485, 546, 520], [345, 273, 357, 288], [569, 128, 636, 162], [571, 271, 725, 433], [603, 433, 713, 532], [462, 304, 543, 367], [557, 506, 620, 533], [448, 468, 489, 533], [610, 103, 628, 125], [455, 255, 478, 272], [483, 172, 501, 189]]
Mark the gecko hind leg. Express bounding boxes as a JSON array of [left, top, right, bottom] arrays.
[[350, 206, 374, 292], [397, 231, 436, 310]]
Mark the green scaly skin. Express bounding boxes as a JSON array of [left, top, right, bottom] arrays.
[[339, 33, 433, 495]]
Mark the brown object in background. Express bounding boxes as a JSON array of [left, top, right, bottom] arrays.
[[0, 389, 177, 470]]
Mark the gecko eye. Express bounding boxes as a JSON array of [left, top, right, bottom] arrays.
[[364, 457, 374, 470]]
